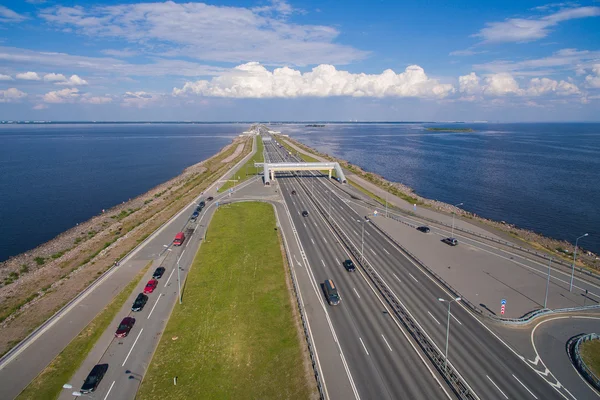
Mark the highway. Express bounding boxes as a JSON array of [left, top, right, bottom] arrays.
[[265, 137, 573, 399]]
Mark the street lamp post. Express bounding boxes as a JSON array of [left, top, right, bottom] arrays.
[[570, 233, 588, 292], [177, 259, 182, 304], [451, 202, 464, 238], [385, 192, 388, 218], [438, 297, 461, 372], [544, 258, 552, 308]]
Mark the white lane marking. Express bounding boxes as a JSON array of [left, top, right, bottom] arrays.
[[383, 248, 390, 255], [393, 273, 401, 283], [321, 259, 326, 267], [147, 296, 161, 320], [365, 230, 371, 236], [164, 268, 175, 287], [381, 334, 393, 352], [450, 313, 462, 326], [311, 238, 315, 245], [369, 248, 376, 255], [513, 374, 538, 399], [428, 311, 441, 325], [122, 328, 144, 367], [353, 230, 359, 236], [487, 375, 509, 399], [103, 381, 116, 400], [359, 337, 369, 356], [177, 249, 186, 263], [335, 257, 340, 265], [303, 222, 307, 228], [353, 287, 361, 299], [409, 273, 418, 282], [323, 237, 328, 244]]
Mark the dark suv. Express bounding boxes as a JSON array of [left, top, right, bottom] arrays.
[[442, 237, 458, 246], [80, 364, 109, 393], [302, 210, 309, 217], [131, 293, 148, 312], [152, 267, 165, 279], [343, 259, 356, 272], [417, 226, 431, 233]]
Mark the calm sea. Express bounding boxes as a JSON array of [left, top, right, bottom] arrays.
[[0, 123, 248, 262], [280, 123, 600, 254]]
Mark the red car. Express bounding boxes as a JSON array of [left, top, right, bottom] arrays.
[[143, 279, 158, 294], [115, 317, 135, 338]]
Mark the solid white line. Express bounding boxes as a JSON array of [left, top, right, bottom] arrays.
[[369, 248, 376, 255], [147, 296, 161, 320], [428, 311, 441, 325], [164, 268, 175, 287], [311, 238, 315, 245], [512, 374, 538, 399], [365, 230, 371, 236], [353, 230, 358, 235], [450, 313, 462, 326], [321, 259, 326, 267], [353, 287, 361, 299], [323, 237, 328, 244], [487, 375, 509, 399], [122, 328, 144, 367], [359, 337, 369, 356], [409, 273, 418, 282], [383, 248, 390, 255], [393, 273, 401, 283], [336, 257, 340, 265], [103, 381, 116, 400], [381, 334, 393, 352], [177, 249, 186, 262]]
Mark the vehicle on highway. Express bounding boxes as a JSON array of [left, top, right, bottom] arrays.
[[143, 279, 158, 294], [115, 317, 135, 338], [417, 226, 431, 233], [365, 215, 370, 221], [207, 196, 214, 201], [343, 259, 356, 272], [152, 267, 165, 279], [291, 190, 296, 195], [324, 279, 340, 305], [199, 200, 205, 208], [173, 231, 185, 246], [302, 210, 309, 217], [80, 364, 109, 394], [131, 293, 148, 311], [442, 237, 458, 246], [191, 211, 199, 221]]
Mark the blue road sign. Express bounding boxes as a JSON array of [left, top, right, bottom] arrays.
[[501, 299, 506, 305]]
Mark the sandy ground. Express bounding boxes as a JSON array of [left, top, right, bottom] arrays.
[[221, 143, 245, 163]]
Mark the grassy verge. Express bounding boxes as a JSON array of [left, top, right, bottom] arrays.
[[218, 136, 263, 192], [137, 202, 315, 400], [17, 260, 153, 400], [580, 339, 600, 378]]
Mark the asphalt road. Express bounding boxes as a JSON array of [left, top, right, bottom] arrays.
[[265, 138, 575, 400]]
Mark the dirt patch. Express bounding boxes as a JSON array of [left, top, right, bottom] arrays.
[[221, 143, 245, 163], [0, 136, 252, 357]]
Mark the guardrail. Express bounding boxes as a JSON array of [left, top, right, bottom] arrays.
[[295, 176, 477, 400], [568, 333, 600, 391]]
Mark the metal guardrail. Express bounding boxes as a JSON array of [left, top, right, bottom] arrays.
[[568, 333, 600, 391], [295, 176, 477, 400]]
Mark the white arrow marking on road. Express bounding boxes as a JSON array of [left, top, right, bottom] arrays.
[[122, 328, 144, 367]]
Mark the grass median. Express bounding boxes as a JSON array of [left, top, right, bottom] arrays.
[[137, 202, 316, 400], [580, 339, 600, 377], [17, 260, 153, 400], [218, 136, 263, 192]]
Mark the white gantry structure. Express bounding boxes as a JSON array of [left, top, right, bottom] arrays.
[[255, 162, 347, 185]]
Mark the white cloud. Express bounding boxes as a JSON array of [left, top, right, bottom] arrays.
[[0, 74, 12, 80], [43, 73, 67, 82], [16, 71, 41, 81], [40, 2, 367, 66], [58, 74, 88, 86], [122, 91, 162, 108], [173, 62, 455, 99], [458, 72, 481, 94], [0, 88, 27, 102], [33, 103, 48, 110], [81, 95, 112, 104], [457, 72, 582, 98], [101, 48, 138, 58], [474, 6, 600, 43], [0, 6, 27, 23], [43, 87, 80, 103], [585, 64, 600, 88], [484, 73, 522, 95]]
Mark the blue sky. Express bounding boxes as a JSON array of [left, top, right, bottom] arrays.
[[1, 0, 599, 121]]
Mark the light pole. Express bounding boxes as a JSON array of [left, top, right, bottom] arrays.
[[544, 258, 552, 308], [451, 202, 463, 238], [570, 233, 588, 292], [438, 297, 461, 372], [177, 259, 182, 304]]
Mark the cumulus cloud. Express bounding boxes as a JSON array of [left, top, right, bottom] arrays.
[[457, 72, 581, 98], [0, 6, 27, 23], [16, 71, 41, 81], [81, 95, 112, 104], [39, 2, 367, 65], [43, 73, 67, 82], [122, 91, 162, 108], [474, 6, 600, 43], [585, 64, 600, 88], [43, 73, 88, 85], [43, 87, 80, 103], [0, 74, 13, 81], [0, 88, 27, 102], [173, 62, 455, 99]]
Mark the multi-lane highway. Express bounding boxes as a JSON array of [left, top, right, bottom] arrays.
[[264, 137, 574, 400]]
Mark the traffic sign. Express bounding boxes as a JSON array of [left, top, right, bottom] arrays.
[[373, 210, 378, 216], [500, 304, 506, 315], [501, 299, 506, 305]]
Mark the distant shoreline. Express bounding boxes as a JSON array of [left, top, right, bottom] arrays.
[[426, 127, 474, 132]]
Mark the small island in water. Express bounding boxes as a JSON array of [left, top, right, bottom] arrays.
[[305, 124, 326, 127], [426, 127, 474, 132]]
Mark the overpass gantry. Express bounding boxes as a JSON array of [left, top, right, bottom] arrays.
[[254, 162, 347, 185]]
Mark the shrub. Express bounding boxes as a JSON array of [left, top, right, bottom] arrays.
[[20, 264, 30, 274], [34, 257, 46, 266]]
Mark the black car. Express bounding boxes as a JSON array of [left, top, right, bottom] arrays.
[[152, 267, 166, 279], [199, 200, 205, 208], [80, 364, 109, 393], [195, 206, 202, 212], [207, 196, 214, 201], [343, 259, 356, 272], [291, 190, 297, 195], [302, 210, 309, 217], [417, 226, 431, 233], [191, 211, 200, 220], [442, 237, 458, 246], [131, 293, 148, 312]]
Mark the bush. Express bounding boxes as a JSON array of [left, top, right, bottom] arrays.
[[51, 251, 65, 259], [34, 257, 46, 266], [20, 264, 30, 274]]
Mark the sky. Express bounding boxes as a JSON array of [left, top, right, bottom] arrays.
[[0, 0, 599, 121]]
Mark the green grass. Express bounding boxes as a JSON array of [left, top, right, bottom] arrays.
[[218, 136, 263, 192], [16, 261, 153, 400], [580, 339, 600, 378], [137, 202, 314, 400]]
